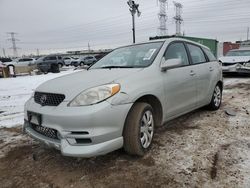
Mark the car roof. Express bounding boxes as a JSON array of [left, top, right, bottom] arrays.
[[121, 37, 210, 51]]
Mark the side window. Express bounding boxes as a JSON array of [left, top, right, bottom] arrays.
[[203, 48, 217, 61], [187, 44, 207, 64], [46, 56, 56, 60], [165, 42, 189, 66]]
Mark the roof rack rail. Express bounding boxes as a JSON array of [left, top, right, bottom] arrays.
[[149, 35, 179, 40]]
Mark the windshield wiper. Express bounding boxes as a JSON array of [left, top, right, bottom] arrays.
[[99, 65, 136, 69]]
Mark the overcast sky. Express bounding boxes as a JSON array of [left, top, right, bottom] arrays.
[[0, 0, 250, 56]]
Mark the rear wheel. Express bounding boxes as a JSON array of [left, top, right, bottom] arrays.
[[123, 102, 154, 156], [207, 84, 222, 110], [51, 64, 60, 73], [58, 63, 63, 68]]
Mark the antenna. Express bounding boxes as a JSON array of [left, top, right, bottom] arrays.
[[173, 1, 183, 36], [158, 0, 168, 36]]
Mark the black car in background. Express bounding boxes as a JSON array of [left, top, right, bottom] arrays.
[[36, 55, 64, 73]]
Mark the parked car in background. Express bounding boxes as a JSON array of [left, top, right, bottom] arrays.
[[219, 49, 250, 74], [0, 57, 12, 63], [77, 55, 97, 66], [36, 55, 64, 73], [63, 57, 73, 66], [3, 58, 36, 69], [24, 38, 223, 158], [70, 57, 80, 67]]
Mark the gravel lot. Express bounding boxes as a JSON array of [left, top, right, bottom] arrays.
[[0, 75, 249, 188]]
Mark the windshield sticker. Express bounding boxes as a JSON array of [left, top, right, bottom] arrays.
[[143, 49, 156, 60]]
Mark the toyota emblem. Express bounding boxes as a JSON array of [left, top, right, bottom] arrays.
[[40, 95, 47, 106]]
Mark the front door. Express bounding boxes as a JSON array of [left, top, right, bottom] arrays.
[[162, 42, 197, 119]]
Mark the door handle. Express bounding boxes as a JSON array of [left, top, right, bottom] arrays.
[[190, 70, 195, 76], [209, 67, 214, 71]]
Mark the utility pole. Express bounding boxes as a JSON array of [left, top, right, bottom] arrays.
[[2, 48, 6, 57], [7, 32, 19, 57], [36, 49, 39, 56], [247, 27, 249, 41], [88, 42, 91, 52], [173, 1, 183, 36], [127, 0, 141, 43], [158, 0, 168, 36]]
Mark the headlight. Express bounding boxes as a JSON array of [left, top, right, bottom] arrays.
[[68, 84, 120, 106]]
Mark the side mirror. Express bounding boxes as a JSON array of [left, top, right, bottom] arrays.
[[161, 58, 182, 71]]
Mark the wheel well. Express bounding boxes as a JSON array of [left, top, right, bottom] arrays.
[[217, 80, 223, 90], [135, 95, 163, 126]]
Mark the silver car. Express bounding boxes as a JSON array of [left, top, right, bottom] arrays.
[[23, 38, 223, 157], [219, 49, 250, 74]]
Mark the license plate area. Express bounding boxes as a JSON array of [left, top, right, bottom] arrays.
[[27, 111, 42, 125]]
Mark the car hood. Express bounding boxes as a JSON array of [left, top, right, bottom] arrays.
[[36, 68, 143, 100], [219, 56, 250, 63]]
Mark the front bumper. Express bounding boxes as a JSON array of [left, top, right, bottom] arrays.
[[222, 64, 250, 74], [23, 98, 132, 157]]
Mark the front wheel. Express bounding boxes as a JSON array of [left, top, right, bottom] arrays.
[[207, 84, 222, 110], [123, 102, 154, 156]]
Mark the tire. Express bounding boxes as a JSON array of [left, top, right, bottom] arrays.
[[123, 102, 155, 156], [80, 62, 84, 66], [207, 84, 222, 110], [7, 65, 16, 77], [51, 64, 60, 73], [58, 63, 63, 68]]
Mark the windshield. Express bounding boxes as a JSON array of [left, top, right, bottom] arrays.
[[90, 42, 163, 69], [226, 50, 250, 56]]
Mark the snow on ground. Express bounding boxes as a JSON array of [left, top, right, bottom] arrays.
[[0, 74, 249, 187], [0, 68, 80, 127]]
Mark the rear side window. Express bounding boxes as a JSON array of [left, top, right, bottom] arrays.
[[165, 42, 189, 66], [203, 48, 217, 61], [187, 44, 207, 64]]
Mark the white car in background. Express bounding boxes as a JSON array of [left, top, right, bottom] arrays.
[[219, 49, 250, 74], [63, 57, 73, 66], [3, 58, 36, 69]]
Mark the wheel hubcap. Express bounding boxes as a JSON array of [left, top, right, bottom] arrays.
[[140, 110, 154, 149], [213, 86, 221, 107]]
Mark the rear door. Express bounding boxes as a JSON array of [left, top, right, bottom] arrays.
[[162, 42, 197, 119], [185, 43, 214, 106]]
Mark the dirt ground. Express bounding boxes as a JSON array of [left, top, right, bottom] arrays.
[[0, 77, 250, 188]]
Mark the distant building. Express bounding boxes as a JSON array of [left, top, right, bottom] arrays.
[[223, 42, 240, 56]]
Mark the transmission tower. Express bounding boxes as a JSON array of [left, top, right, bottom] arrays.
[[7, 32, 19, 57], [173, 1, 183, 36], [158, 0, 168, 36]]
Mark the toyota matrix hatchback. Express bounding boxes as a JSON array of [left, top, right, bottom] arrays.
[[23, 38, 223, 157]]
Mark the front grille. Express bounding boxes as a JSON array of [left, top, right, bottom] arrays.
[[31, 124, 59, 140], [34, 92, 65, 106]]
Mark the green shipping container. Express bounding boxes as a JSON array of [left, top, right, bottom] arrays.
[[149, 35, 218, 57]]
